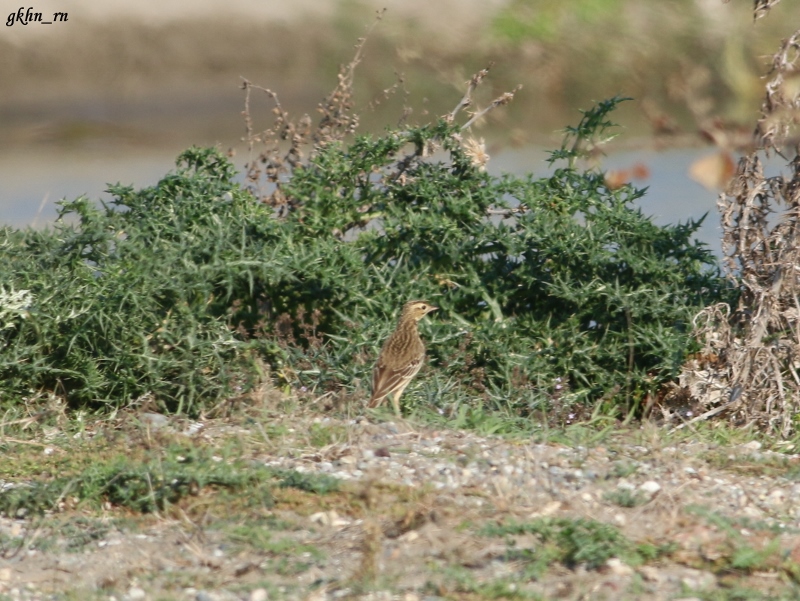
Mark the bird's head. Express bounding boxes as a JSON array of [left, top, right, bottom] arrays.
[[401, 300, 438, 322]]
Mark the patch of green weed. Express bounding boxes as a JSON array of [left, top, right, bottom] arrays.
[[60, 516, 112, 551], [610, 461, 639, 478], [481, 517, 668, 571], [0, 444, 339, 517], [225, 521, 323, 576], [604, 488, 648, 508], [424, 566, 541, 600], [273, 469, 340, 495], [686, 505, 790, 574], [308, 422, 347, 447]]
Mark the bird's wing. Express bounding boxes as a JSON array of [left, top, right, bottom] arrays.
[[368, 356, 423, 407]]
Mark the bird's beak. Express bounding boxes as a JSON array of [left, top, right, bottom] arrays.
[[429, 305, 439, 313]]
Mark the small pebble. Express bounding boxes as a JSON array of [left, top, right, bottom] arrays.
[[606, 557, 634, 576], [249, 588, 268, 601], [639, 480, 661, 495], [127, 587, 146, 600]]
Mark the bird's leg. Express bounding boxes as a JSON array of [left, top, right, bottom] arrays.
[[392, 392, 401, 416]]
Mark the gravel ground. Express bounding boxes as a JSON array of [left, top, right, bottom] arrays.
[[2, 413, 800, 600]]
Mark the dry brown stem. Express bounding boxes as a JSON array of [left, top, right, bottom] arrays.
[[240, 11, 385, 208], [460, 87, 522, 131], [385, 65, 519, 185], [448, 63, 493, 123], [239, 16, 518, 232], [679, 28, 800, 436], [753, 0, 783, 21]]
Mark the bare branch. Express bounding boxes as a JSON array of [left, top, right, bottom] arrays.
[[461, 87, 522, 131], [448, 64, 494, 123], [678, 26, 800, 436], [486, 206, 529, 217], [753, 0, 782, 21]]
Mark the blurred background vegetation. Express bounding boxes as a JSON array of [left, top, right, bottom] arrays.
[[0, 0, 795, 151]]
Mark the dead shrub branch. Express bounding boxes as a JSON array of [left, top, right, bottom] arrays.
[[679, 29, 800, 436], [240, 15, 518, 215], [753, 0, 783, 21]]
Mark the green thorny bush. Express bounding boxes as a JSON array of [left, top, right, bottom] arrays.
[[0, 97, 730, 422]]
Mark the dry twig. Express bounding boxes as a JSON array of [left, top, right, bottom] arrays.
[[239, 16, 519, 234], [679, 29, 800, 436], [753, 0, 782, 21]]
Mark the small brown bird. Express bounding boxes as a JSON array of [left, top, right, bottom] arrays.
[[368, 300, 438, 415]]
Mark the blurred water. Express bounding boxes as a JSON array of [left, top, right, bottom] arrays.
[[491, 146, 724, 254], [1, 147, 182, 227], [0, 143, 722, 252]]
